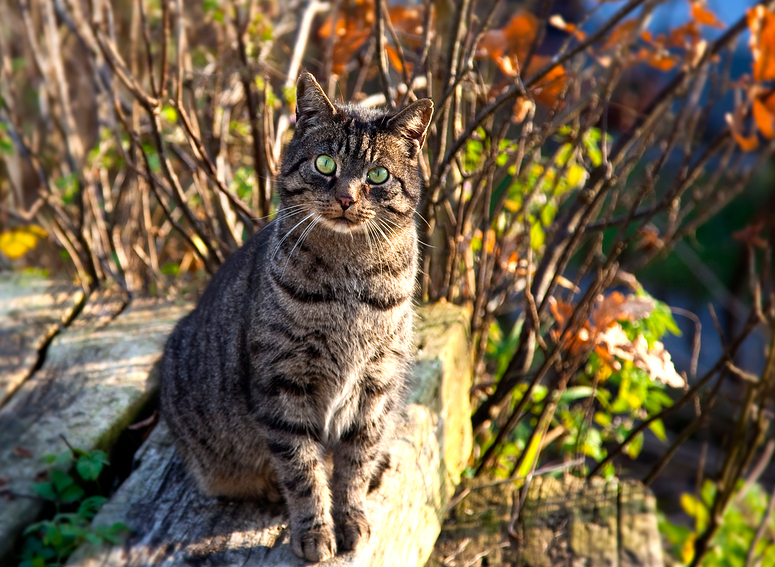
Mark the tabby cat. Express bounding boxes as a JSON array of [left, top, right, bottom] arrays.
[[160, 72, 433, 562]]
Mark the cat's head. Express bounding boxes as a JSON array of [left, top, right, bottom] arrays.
[[279, 72, 433, 234]]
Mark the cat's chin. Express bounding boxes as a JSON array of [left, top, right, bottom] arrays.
[[320, 217, 368, 234]]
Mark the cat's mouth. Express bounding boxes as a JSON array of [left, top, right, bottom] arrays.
[[321, 213, 366, 233]]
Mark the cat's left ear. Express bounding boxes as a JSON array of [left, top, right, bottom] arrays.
[[296, 71, 336, 130], [386, 99, 434, 156]]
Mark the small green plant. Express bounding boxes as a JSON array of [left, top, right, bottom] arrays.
[[18, 443, 128, 567], [479, 289, 682, 478], [659, 480, 775, 566]]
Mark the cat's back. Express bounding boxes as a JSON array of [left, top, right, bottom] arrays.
[[160, 227, 271, 424]]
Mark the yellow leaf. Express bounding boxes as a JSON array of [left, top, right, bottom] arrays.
[[515, 430, 542, 479], [189, 234, 210, 258], [567, 165, 587, 188], [0, 226, 46, 259], [503, 199, 521, 212]]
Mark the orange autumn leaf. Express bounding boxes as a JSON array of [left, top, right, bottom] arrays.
[[513, 97, 535, 123], [732, 130, 760, 151], [319, 0, 375, 74], [484, 229, 496, 254], [748, 6, 775, 82], [525, 57, 567, 107], [726, 110, 760, 151], [636, 47, 677, 72], [762, 90, 775, 113], [602, 19, 639, 51], [478, 12, 539, 75], [691, 3, 724, 29], [753, 97, 775, 138], [667, 22, 701, 49], [385, 45, 406, 73], [387, 5, 426, 43]]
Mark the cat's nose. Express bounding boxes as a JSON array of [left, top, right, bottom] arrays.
[[336, 194, 356, 210]]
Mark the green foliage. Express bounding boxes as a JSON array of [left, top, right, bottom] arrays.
[[659, 481, 775, 566], [19, 446, 128, 567], [230, 166, 255, 201], [0, 122, 13, 155], [54, 175, 79, 205], [481, 290, 681, 479]]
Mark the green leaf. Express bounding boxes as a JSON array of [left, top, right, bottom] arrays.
[[625, 431, 644, 459], [78, 495, 108, 519], [160, 105, 177, 123], [41, 522, 64, 548], [594, 411, 612, 427], [50, 469, 74, 493], [76, 450, 108, 481], [559, 386, 595, 404], [59, 484, 85, 503], [31, 482, 57, 501], [98, 522, 131, 545], [529, 219, 545, 250], [648, 418, 667, 442], [700, 480, 717, 508]]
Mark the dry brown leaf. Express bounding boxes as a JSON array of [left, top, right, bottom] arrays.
[[634, 338, 685, 388], [597, 325, 684, 387], [12, 446, 33, 458], [513, 97, 535, 123], [591, 292, 654, 334], [732, 220, 767, 248]]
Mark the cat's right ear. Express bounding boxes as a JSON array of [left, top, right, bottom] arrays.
[[296, 72, 336, 130]]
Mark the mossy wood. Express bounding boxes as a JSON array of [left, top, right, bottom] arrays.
[[65, 302, 473, 567], [0, 289, 190, 563], [428, 475, 664, 566], [0, 272, 85, 407]]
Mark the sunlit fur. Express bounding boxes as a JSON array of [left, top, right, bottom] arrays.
[[160, 72, 433, 562]]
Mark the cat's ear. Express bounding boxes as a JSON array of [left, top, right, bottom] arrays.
[[296, 72, 336, 129], [386, 99, 434, 155]]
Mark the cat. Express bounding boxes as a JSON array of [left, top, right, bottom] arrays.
[[159, 72, 433, 562]]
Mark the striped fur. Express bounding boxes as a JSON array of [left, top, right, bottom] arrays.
[[160, 72, 433, 562]]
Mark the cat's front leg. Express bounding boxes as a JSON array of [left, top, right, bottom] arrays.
[[265, 432, 336, 562], [331, 382, 397, 552]]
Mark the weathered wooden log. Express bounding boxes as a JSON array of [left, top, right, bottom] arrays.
[[66, 303, 473, 567], [0, 292, 190, 563], [427, 475, 664, 567], [0, 272, 84, 407]]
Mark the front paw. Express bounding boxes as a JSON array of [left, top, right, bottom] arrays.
[[290, 523, 337, 563], [334, 507, 371, 552]]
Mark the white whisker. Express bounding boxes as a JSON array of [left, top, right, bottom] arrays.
[[283, 215, 321, 276], [271, 211, 315, 259], [367, 220, 384, 279]]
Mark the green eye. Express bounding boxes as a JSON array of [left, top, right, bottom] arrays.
[[315, 155, 336, 175], [367, 166, 389, 184]]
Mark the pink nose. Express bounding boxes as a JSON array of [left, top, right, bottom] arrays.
[[336, 195, 355, 210]]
